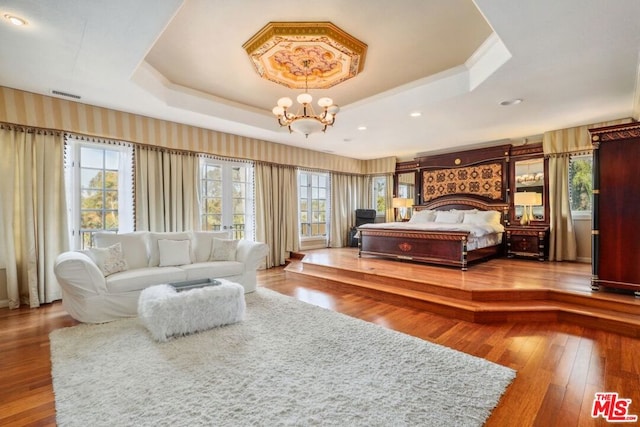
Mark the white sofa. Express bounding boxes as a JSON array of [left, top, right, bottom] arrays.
[[53, 231, 269, 323]]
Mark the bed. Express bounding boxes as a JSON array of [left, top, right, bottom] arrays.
[[357, 196, 509, 270]]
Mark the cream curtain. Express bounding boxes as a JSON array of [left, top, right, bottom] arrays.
[[0, 125, 69, 308], [255, 163, 299, 267], [135, 146, 200, 232], [384, 174, 395, 222], [329, 173, 368, 247], [542, 118, 632, 261]]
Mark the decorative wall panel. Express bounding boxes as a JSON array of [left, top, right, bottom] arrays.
[[421, 162, 502, 202]]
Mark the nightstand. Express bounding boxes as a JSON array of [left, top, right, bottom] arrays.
[[505, 225, 550, 261]]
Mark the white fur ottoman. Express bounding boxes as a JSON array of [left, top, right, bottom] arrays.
[[138, 279, 245, 342]]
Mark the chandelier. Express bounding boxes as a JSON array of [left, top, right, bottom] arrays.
[[271, 60, 340, 138]]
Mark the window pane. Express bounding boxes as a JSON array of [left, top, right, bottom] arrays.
[[105, 190, 118, 209], [81, 190, 103, 209], [104, 150, 119, 169], [105, 211, 118, 229], [81, 147, 103, 169], [81, 169, 103, 189], [81, 211, 103, 229], [104, 171, 118, 189], [205, 198, 222, 214]]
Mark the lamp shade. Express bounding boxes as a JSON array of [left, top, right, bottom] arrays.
[[513, 191, 539, 206], [532, 193, 543, 206], [392, 197, 404, 208]]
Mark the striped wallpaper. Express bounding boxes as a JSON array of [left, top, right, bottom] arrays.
[[0, 86, 396, 175]]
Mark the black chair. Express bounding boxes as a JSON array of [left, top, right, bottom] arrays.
[[349, 209, 377, 247]]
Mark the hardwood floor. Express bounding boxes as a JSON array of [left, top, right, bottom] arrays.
[[1, 257, 639, 426]]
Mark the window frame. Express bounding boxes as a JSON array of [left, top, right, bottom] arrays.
[[569, 153, 593, 220], [64, 139, 134, 249], [298, 170, 330, 243]]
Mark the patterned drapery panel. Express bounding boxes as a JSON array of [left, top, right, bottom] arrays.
[[422, 163, 502, 202]]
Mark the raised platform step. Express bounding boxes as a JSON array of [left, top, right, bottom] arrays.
[[285, 249, 640, 337]]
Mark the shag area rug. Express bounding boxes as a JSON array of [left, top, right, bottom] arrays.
[[50, 288, 515, 426]]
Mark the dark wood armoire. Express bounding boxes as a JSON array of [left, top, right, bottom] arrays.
[[589, 122, 640, 297]]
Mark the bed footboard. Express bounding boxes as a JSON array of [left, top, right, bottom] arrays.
[[358, 228, 472, 270]]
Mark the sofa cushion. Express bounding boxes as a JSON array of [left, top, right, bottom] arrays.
[[158, 239, 192, 267], [89, 243, 128, 276], [149, 232, 193, 267], [105, 267, 187, 294], [192, 231, 231, 262], [211, 238, 239, 261], [179, 261, 244, 281], [94, 232, 149, 269]]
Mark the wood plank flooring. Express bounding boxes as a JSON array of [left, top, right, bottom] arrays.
[[1, 256, 640, 426], [286, 248, 640, 337]]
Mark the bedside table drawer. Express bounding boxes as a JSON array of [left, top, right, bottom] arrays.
[[510, 235, 538, 253]]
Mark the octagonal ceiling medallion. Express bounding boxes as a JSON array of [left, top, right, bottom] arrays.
[[243, 22, 367, 89]]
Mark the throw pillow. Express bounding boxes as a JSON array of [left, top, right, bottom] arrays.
[[158, 239, 192, 267], [149, 232, 193, 267], [90, 243, 128, 276], [211, 238, 239, 261], [192, 231, 232, 262]]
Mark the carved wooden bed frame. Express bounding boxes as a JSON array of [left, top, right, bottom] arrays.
[[358, 196, 509, 271]]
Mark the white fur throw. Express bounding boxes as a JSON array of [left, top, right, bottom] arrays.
[[138, 280, 245, 342]]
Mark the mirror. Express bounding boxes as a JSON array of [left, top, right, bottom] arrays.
[[396, 172, 415, 202], [395, 172, 416, 221], [513, 158, 545, 223]]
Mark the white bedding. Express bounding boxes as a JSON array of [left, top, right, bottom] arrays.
[[358, 221, 504, 250]]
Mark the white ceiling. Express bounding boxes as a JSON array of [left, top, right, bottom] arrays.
[[1, 0, 639, 161]]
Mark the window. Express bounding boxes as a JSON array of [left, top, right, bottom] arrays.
[[372, 176, 387, 217], [569, 154, 593, 215], [64, 140, 134, 249], [299, 171, 329, 239], [200, 159, 254, 240]]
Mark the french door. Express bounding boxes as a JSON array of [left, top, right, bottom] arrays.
[[200, 159, 254, 240]]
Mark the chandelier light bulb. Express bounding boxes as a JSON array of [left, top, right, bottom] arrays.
[[297, 93, 313, 105], [277, 97, 293, 108], [272, 106, 284, 116], [327, 105, 340, 115], [317, 97, 333, 108]]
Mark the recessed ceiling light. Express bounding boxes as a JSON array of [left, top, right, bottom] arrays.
[[4, 14, 27, 26], [410, 112, 422, 117], [499, 98, 523, 106], [357, 126, 367, 131]]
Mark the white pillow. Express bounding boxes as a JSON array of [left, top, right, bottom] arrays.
[[409, 210, 436, 223], [158, 239, 192, 267], [94, 232, 149, 269], [191, 231, 232, 262], [463, 210, 502, 225], [89, 242, 128, 276], [149, 232, 192, 267], [476, 210, 502, 225], [462, 213, 482, 224], [434, 210, 464, 224], [211, 238, 239, 261]]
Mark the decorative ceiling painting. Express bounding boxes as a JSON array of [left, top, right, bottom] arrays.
[[243, 22, 368, 89]]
